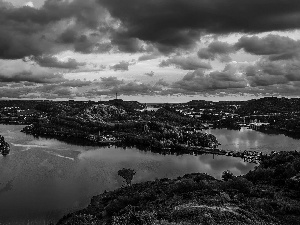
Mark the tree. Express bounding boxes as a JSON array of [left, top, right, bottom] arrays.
[[118, 168, 136, 186], [222, 170, 234, 181]]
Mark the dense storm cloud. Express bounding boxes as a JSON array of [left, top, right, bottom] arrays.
[[145, 71, 155, 77], [198, 41, 235, 62], [0, 0, 109, 59], [60, 79, 92, 87], [235, 35, 300, 61], [138, 51, 161, 61], [244, 58, 300, 86], [0, 59, 66, 83], [109, 61, 131, 71], [2, 0, 300, 58], [98, 0, 300, 53], [100, 76, 124, 88], [111, 82, 162, 95], [0, 70, 65, 83], [31, 55, 86, 69], [155, 79, 169, 87], [159, 56, 211, 70], [172, 66, 247, 93], [1, 0, 300, 100]]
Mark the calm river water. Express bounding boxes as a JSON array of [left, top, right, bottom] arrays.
[[207, 127, 300, 153], [0, 125, 298, 224]]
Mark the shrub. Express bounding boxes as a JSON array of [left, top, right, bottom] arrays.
[[222, 177, 253, 195], [118, 168, 136, 186], [62, 213, 100, 225], [244, 168, 274, 184], [221, 170, 235, 181], [292, 158, 300, 172], [112, 207, 157, 225], [285, 173, 300, 190]]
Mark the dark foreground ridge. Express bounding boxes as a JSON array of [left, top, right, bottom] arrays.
[[57, 151, 300, 225]]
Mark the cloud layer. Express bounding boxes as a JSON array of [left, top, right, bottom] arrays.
[[1, 0, 300, 101], [159, 56, 211, 70], [0, 0, 109, 59], [98, 0, 300, 53]]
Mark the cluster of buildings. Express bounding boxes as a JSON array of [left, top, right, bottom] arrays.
[[0, 106, 41, 124]]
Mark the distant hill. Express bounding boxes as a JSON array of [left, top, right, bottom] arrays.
[[237, 97, 300, 115], [105, 99, 146, 111]]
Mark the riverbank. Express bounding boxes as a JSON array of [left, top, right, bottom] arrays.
[[20, 121, 221, 153], [21, 125, 264, 164], [57, 151, 300, 225]]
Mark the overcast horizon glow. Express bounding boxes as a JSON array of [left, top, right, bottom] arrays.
[[1, 0, 300, 103]]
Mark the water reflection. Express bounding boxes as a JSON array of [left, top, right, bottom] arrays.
[[0, 125, 256, 224], [206, 127, 300, 153], [78, 148, 255, 182]]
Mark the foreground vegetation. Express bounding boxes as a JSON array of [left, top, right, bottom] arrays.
[[57, 151, 300, 225]]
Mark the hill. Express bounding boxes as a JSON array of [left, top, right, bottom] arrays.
[[57, 151, 300, 225]]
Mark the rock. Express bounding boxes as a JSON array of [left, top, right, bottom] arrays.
[[286, 173, 300, 189], [0, 135, 10, 156], [220, 192, 231, 202]]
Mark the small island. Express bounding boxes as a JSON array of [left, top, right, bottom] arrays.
[[0, 135, 10, 156], [19, 100, 221, 155], [15, 99, 269, 163]]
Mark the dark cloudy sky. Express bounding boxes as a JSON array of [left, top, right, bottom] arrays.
[[1, 0, 300, 102]]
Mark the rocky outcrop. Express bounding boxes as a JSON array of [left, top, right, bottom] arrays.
[[0, 135, 10, 156]]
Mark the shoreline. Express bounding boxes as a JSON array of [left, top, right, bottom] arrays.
[[57, 151, 300, 225], [20, 127, 265, 164]]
